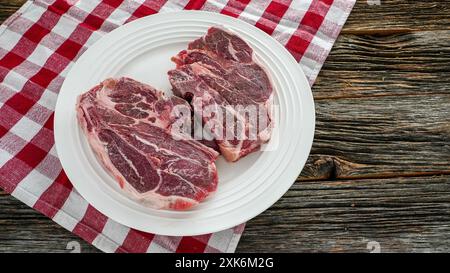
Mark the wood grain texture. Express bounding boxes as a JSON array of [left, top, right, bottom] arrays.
[[344, 0, 450, 33], [300, 94, 450, 180], [314, 30, 450, 99], [238, 175, 450, 252]]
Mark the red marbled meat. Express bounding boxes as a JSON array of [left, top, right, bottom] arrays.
[[168, 27, 273, 162], [76, 77, 219, 210]]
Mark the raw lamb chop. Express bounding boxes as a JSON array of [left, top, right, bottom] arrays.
[[76, 77, 219, 210], [168, 27, 273, 162]]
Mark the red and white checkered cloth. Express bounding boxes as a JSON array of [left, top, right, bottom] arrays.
[[0, 0, 355, 253]]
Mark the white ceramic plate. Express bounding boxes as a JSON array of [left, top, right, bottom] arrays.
[[54, 11, 315, 236]]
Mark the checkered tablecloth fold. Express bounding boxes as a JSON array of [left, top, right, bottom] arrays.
[[0, 0, 355, 253]]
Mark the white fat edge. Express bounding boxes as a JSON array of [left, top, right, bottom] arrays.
[[222, 139, 243, 153], [120, 181, 199, 210], [260, 93, 275, 141], [76, 97, 120, 181], [119, 167, 210, 210]]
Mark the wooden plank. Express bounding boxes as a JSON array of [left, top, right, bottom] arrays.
[[2, 175, 450, 253], [344, 0, 450, 33], [300, 93, 450, 180], [238, 175, 450, 252], [314, 30, 450, 99]]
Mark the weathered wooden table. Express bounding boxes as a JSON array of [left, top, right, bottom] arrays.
[[1, 0, 449, 253]]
